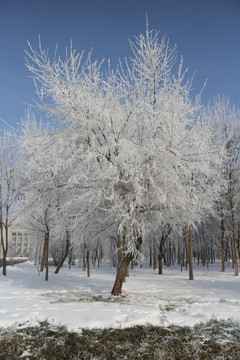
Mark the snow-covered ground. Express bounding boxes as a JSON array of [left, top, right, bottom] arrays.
[[0, 261, 239, 332]]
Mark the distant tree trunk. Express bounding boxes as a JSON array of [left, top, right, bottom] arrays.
[[221, 218, 225, 272], [177, 243, 181, 266], [92, 248, 98, 267], [100, 244, 103, 260], [68, 246, 73, 270], [158, 253, 162, 274], [153, 237, 157, 271], [149, 244, 152, 268], [40, 236, 47, 272], [230, 194, 239, 276], [1, 190, 8, 276], [188, 224, 194, 280], [44, 231, 49, 281], [158, 239, 164, 274], [38, 243, 42, 265], [1, 247, 7, 276], [40, 229, 49, 281], [55, 231, 70, 274], [1, 226, 8, 276], [111, 235, 142, 296], [87, 248, 90, 277], [181, 241, 185, 272], [82, 243, 86, 271], [34, 242, 39, 266], [97, 243, 103, 267], [166, 240, 172, 267]]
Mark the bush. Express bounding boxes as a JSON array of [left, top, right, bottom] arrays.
[[0, 320, 239, 359]]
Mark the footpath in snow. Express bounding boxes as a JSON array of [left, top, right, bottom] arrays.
[[0, 261, 239, 332]]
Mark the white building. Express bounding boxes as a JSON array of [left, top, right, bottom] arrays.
[[0, 219, 32, 258]]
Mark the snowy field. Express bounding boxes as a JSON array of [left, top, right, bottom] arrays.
[[0, 261, 240, 332]]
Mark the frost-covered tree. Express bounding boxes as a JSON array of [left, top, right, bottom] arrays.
[[0, 131, 21, 276], [205, 97, 240, 276], [22, 25, 225, 294], [19, 114, 69, 280]]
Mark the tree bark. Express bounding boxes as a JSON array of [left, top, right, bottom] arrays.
[[111, 253, 133, 296], [55, 231, 70, 274], [123, 240, 129, 280], [111, 235, 142, 296], [117, 232, 124, 269]]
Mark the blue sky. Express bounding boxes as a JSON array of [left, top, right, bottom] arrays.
[[0, 0, 240, 130]]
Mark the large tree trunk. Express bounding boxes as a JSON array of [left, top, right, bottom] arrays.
[[188, 224, 194, 280], [111, 253, 133, 296], [117, 231, 124, 269], [92, 243, 99, 267], [55, 231, 70, 274], [111, 235, 142, 296]]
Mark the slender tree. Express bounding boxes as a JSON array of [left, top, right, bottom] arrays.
[[0, 131, 20, 276]]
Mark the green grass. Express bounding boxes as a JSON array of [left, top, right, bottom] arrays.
[[0, 319, 239, 359]]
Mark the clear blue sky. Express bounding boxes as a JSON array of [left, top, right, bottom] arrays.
[[1, 0, 240, 130]]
